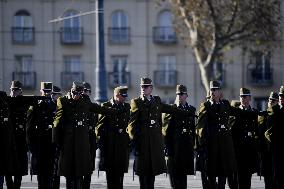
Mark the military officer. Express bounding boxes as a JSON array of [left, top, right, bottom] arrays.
[[0, 91, 17, 189], [162, 85, 196, 189], [81, 82, 98, 189], [258, 92, 278, 189], [26, 82, 56, 189], [5, 80, 39, 189], [127, 77, 194, 189], [265, 86, 284, 189], [53, 81, 124, 189], [230, 88, 258, 189], [96, 86, 131, 189], [196, 80, 237, 189]]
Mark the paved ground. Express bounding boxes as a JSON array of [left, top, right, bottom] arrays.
[[3, 158, 265, 189]]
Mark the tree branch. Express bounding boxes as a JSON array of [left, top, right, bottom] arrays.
[[225, 1, 239, 35]]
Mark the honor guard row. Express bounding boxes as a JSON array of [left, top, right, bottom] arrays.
[[1, 78, 284, 189]]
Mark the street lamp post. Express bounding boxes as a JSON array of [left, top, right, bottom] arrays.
[[95, 0, 108, 103]]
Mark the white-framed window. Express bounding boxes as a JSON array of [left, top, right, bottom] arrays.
[[156, 55, 177, 86], [62, 10, 82, 43], [157, 10, 175, 40], [13, 10, 34, 43], [63, 56, 82, 72], [158, 54, 176, 71], [15, 55, 33, 72], [111, 10, 128, 28], [13, 55, 35, 88], [111, 55, 129, 85], [13, 10, 33, 28], [109, 10, 130, 44]]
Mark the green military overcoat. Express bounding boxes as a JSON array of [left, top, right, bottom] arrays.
[[53, 94, 118, 177], [230, 105, 259, 174], [128, 95, 192, 176], [96, 98, 130, 174], [196, 100, 237, 176], [162, 103, 196, 175]]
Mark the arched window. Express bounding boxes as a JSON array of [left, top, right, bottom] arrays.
[[61, 10, 83, 44], [158, 10, 173, 27], [109, 10, 130, 44], [12, 10, 34, 44], [153, 10, 177, 44], [63, 10, 80, 28], [111, 10, 128, 28]]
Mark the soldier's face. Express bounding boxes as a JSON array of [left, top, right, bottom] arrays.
[[177, 94, 187, 103], [210, 88, 221, 101], [141, 85, 153, 96], [240, 95, 251, 106], [116, 94, 127, 103], [10, 88, 22, 97], [71, 90, 81, 100]]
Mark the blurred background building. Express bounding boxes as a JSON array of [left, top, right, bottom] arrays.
[[0, 0, 283, 109]]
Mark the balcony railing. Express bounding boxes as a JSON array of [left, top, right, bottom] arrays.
[[12, 27, 35, 44], [12, 71, 36, 89], [247, 66, 273, 87], [108, 27, 131, 45], [108, 71, 131, 88], [60, 27, 83, 44], [153, 27, 177, 44], [154, 70, 177, 88], [61, 72, 84, 89]]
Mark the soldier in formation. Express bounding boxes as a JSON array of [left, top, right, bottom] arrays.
[[127, 78, 195, 189], [162, 85, 196, 189], [196, 81, 239, 189], [258, 91, 278, 189], [5, 81, 43, 189], [0, 91, 17, 189], [265, 86, 284, 189], [26, 82, 58, 189], [229, 88, 259, 189], [96, 86, 130, 189], [52, 81, 125, 189]]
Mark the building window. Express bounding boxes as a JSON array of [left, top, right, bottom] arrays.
[[60, 10, 83, 44], [108, 10, 130, 44], [254, 97, 267, 111], [61, 56, 84, 89], [12, 10, 34, 44], [153, 10, 177, 44], [12, 55, 36, 89], [247, 51, 273, 86], [154, 55, 177, 87], [108, 56, 130, 88]]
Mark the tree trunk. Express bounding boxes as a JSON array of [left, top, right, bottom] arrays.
[[197, 61, 210, 93]]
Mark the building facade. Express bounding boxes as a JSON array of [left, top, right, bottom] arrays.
[[0, 0, 283, 109]]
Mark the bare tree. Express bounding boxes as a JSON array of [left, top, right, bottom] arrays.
[[159, 0, 282, 91]]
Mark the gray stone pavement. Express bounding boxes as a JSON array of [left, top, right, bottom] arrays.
[[3, 158, 265, 189]]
